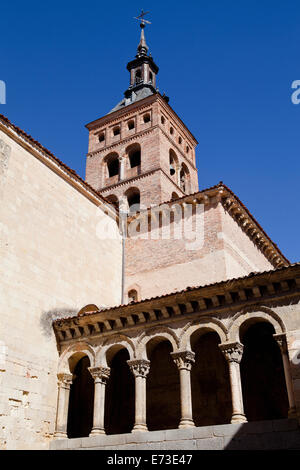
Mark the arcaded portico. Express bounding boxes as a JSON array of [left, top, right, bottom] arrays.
[[53, 263, 300, 443]]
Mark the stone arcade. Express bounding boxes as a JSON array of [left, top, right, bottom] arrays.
[[1, 20, 300, 450]]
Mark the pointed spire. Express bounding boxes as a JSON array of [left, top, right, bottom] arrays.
[[137, 23, 149, 57]]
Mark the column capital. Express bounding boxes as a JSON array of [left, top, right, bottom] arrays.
[[127, 359, 150, 378], [171, 350, 195, 371], [273, 333, 288, 354], [88, 366, 111, 384], [57, 373, 73, 388], [219, 342, 244, 363]]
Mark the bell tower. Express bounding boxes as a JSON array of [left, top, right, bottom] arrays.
[[85, 12, 199, 211]]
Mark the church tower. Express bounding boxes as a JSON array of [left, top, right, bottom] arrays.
[[85, 18, 199, 211]]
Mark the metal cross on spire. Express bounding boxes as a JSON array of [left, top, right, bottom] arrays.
[[134, 9, 151, 26]]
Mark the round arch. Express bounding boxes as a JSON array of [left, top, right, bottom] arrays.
[[136, 327, 179, 360], [96, 334, 135, 367], [179, 318, 228, 350], [58, 342, 95, 374], [228, 307, 285, 342]]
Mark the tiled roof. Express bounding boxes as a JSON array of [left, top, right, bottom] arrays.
[[53, 262, 300, 325]]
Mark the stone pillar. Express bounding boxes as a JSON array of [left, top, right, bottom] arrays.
[[171, 350, 195, 428], [219, 342, 247, 423], [273, 333, 297, 418], [127, 359, 150, 432], [119, 155, 126, 181], [54, 373, 73, 439], [88, 366, 111, 435]]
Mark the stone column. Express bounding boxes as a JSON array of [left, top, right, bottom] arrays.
[[219, 342, 247, 423], [171, 350, 195, 428], [119, 155, 126, 181], [273, 333, 297, 418], [88, 366, 111, 435], [54, 373, 73, 439], [127, 359, 150, 432]]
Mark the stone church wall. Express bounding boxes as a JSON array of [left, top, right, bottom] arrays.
[[0, 129, 123, 449]]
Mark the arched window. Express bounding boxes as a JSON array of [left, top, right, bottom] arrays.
[[169, 149, 178, 177], [180, 163, 190, 193], [143, 113, 151, 123], [113, 126, 120, 136], [127, 143, 141, 169], [106, 153, 119, 178], [149, 72, 153, 83], [128, 289, 138, 303], [171, 192, 179, 201], [125, 187, 140, 212], [99, 132, 105, 142], [161, 116, 165, 125], [128, 120, 135, 130], [170, 126, 174, 135]]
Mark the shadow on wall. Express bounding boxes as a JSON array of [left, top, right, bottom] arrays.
[[40, 308, 78, 337]]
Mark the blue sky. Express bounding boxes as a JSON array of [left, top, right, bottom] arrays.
[[1, 0, 300, 262]]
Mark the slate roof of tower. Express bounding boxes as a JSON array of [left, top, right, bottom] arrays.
[[108, 86, 156, 114]]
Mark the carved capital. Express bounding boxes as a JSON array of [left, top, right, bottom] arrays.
[[57, 373, 73, 388], [127, 359, 150, 378], [219, 342, 244, 363], [88, 366, 111, 384], [171, 350, 195, 371], [273, 334, 288, 354]]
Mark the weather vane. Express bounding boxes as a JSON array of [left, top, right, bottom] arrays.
[[134, 9, 151, 26]]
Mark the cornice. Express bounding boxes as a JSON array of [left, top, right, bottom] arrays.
[[53, 263, 300, 344], [98, 167, 185, 194]]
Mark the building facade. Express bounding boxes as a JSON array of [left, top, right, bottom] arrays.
[[0, 22, 300, 450]]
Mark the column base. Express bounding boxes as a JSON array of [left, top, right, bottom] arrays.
[[132, 423, 148, 432], [179, 419, 195, 429], [53, 432, 68, 439], [231, 413, 247, 424], [89, 428, 106, 436]]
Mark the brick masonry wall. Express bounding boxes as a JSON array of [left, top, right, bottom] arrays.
[[0, 130, 123, 449], [125, 198, 274, 300], [85, 95, 198, 206]]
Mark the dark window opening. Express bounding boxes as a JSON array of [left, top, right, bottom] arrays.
[[113, 127, 120, 136], [135, 69, 142, 84], [67, 356, 94, 438], [99, 133, 105, 142], [143, 113, 151, 123], [127, 189, 140, 212], [128, 120, 135, 130], [129, 150, 141, 168], [107, 158, 119, 177], [161, 116, 165, 124]]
